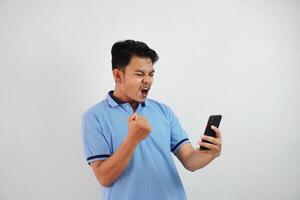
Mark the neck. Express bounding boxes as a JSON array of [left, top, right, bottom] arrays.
[[113, 87, 139, 112]]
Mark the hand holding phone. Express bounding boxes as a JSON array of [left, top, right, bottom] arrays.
[[199, 115, 222, 150]]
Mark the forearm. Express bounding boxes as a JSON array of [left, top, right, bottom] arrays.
[[185, 149, 216, 172], [95, 136, 138, 187]]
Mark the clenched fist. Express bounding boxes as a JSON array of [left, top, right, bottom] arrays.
[[127, 113, 151, 144]]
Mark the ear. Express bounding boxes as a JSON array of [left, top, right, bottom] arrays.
[[112, 68, 123, 83]]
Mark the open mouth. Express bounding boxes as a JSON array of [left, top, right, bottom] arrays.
[[140, 87, 150, 98]]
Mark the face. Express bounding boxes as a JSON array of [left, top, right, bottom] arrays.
[[113, 56, 155, 103]]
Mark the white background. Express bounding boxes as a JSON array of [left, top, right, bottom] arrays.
[[1, 0, 299, 199]]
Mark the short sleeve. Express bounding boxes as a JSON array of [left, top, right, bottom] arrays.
[[168, 107, 190, 154], [81, 111, 111, 165]]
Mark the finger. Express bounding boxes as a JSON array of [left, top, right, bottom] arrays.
[[130, 113, 138, 121], [141, 116, 148, 122], [211, 126, 222, 140], [197, 140, 214, 147], [128, 115, 133, 123], [201, 135, 221, 146], [201, 135, 215, 142], [200, 141, 219, 151], [200, 142, 219, 151]]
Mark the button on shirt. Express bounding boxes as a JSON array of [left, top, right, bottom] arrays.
[[81, 91, 190, 200]]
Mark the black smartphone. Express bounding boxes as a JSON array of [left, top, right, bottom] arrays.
[[199, 115, 222, 150]]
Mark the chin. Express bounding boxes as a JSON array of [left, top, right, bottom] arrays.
[[136, 98, 145, 102]]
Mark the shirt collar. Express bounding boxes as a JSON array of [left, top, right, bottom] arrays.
[[106, 90, 146, 108]]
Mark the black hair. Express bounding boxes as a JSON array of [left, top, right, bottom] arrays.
[[111, 39, 159, 70]]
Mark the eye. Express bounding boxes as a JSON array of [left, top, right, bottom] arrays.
[[135, 73, 143, 77], [149, 73, 154, 77]]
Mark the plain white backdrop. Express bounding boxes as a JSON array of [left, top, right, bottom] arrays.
[[1, 0, 300, 199]]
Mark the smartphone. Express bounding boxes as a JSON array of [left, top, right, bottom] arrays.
[[199, 115, 222, 150]]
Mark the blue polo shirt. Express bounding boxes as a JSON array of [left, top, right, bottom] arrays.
[[81, 91, 190, 200]]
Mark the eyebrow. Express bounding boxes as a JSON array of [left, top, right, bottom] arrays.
[[134, 70, 155, 73]]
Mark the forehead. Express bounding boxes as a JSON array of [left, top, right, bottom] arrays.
[[126, 56, 153, 71]]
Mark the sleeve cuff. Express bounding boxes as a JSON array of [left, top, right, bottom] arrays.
[[86, 154, 111, 165], [171, 138, 190, 154]]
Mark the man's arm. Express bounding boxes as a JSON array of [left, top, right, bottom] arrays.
[[175, 126, 222, 172], [90, 137, 138, 187], [90, 113, 151, 187]]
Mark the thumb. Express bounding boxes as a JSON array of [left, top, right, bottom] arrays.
[[129, 113, 138, 122], [211, 125, 221, 139]]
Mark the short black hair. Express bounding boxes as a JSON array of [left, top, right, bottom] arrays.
[[111, 39, 159, 70]]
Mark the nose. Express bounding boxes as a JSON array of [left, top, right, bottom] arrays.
[[142, 76, 152, 84]]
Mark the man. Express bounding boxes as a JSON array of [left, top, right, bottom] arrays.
[[81, 40, 222, 200]]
